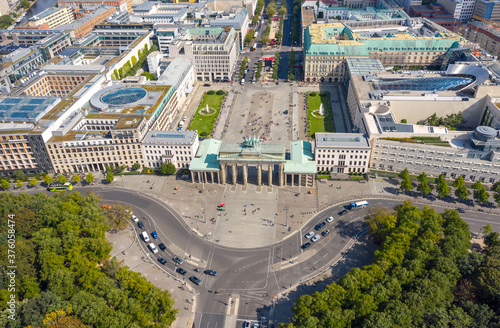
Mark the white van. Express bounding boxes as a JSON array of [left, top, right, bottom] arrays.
[[148, 243, 158, 254], [241, 78, 245, 85], [141, 231, 150, 242]]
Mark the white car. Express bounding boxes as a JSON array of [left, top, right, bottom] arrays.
[[326, 216, 334, 223], [148, 243, 158, 254], [132, 214, 138, 222], [305, 231, 314, 239], [311, 235, 321, 242]]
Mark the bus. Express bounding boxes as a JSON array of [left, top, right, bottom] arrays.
[[350, 200, 369, 209], [49, 182, 73, 192]]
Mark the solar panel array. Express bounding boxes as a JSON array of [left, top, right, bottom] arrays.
[[0, 97, 58, 122]]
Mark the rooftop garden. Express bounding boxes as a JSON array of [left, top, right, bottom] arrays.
[[381, 136, 452, 147]]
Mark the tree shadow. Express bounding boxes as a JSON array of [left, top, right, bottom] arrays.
[[257, 234, 378, 326]]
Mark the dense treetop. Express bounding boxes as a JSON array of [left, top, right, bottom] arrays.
[[0, 192, 177, 328], [280, 201, 500, 328]]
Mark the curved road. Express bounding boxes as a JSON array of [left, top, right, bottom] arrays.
[[93, 187, 500, 327]]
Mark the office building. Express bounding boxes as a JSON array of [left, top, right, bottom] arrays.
[[55, 6, 116, 39], [474, 0, 500, 21], [437, 0, 476, 22], [315, 133, 371, 173], [168, 27, 239, 82], [57, 0, 131, 13], [155, 57, 195, 107], [142, 130, 199, 169]]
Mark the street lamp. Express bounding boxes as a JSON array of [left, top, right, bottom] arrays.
[[202, 203, 206, 224]]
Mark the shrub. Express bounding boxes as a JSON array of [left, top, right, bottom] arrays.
[[207, 90, 215, 95], [200, 131, 208, 137], [216, 90, 225, 95], [320, 92, 327, 97], [310, 92, 317, 97]]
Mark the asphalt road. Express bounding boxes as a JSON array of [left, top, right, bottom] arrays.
[[88, 187, 500, 327]]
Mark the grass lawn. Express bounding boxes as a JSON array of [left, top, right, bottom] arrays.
[[307, 92, 335, 138], [188, 91, 226, 137]]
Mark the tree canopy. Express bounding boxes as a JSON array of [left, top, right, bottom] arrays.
[[281, 201, 500, 327], [0, 192, 178, 327]]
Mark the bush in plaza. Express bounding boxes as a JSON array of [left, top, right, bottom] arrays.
[[320, 92, 327, 97], [216, 90, 225, 95], [200, 131, 208, 137], [309, 92, 317, 97], [207, 90, 215, 95]]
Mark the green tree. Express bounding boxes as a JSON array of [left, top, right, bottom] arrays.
[[436, 174, 450, 198], [44, 174, 55, 186], [72, 175, 81, 185], [244, 29, 255, 46], [401, 119, 407, 123], [106, 172, 114, 184], [103, 204, 132, 233], [279, 6, 287, 15], [85, 173, 94, 184], [131, 55, 137, 66], [29, 178, 38, 187], [0, 15, 14, 29], [132, 163, 141, 171], [58, 175, 67, 184], [16, 180, 23, 189], [453, 176, 469, 201], [472, 180, 489, 204], [0, 178, 10, 190], [417, 172, 431, 196], [491, 181, 500, 205], [159, 162, 176, 175], [398, 168, 413, 193], [14, 169, 27, 181], [20, 0, 30, 9]]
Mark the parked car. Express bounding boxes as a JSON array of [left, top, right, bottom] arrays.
[[137, 221, 144, 229], [457, 208, 466, 213], [157, 257, 167, 265], [176, 268, 187, 275], [151, 231, 158, 239], [132, 214, 138, 222], [172, 256, 183, 265], [158, 243, 166, 251], [311, 235, 321, 242], [243, 321, 251, 328], [204, 270, 217, 276], [326, 216, 334, 223], [321, 229, 330, 236], [314, 222, 326, 230], [148, 243, 158, 254], [301, 242, 311, 250], [305, 231, 314, 239], [189, 276, 201, 285]]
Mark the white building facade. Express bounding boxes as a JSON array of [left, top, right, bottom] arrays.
[[142, 130, 199, 169], [315, 133, 371, 173]]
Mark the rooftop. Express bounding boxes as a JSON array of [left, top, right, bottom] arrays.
[[315, 133, 371, 148], [0, 97, 60, 123], [143, 130, 198, 144], [189, 138, 222, 171], [114, 116, 143, 130], [284, 141, 317, 174]]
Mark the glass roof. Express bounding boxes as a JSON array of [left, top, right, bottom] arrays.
[[101, 88, 147, 106], [375, 76, 474, 91]]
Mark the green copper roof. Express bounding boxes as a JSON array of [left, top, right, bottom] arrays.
[[284, 141, 317, 174], [189, 138, 222, 171]]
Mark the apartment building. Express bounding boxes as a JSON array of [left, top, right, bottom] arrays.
[[142, 130, 199, 169], [57, 0, 131, 13], [28, 7, 75, 29], [474, 0, 500, 21], [0, 0, 9, 16], [315, 133, 371, 174], [168, 27, 239, 82], [155, 57, 195, 107], [303, 19, 463, 82], [464, 21, 500, 57]]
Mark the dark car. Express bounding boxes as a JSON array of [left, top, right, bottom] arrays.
[[151, 231, 158, 239], [338, 210, 348, 216], [203, 83, 211, 87], [158, 243, 166, 251], [204, 270, 217, 276], [157, 257, 167, 265], [137, 221, 144, 229], [301, 242, 311, 250], [189, 276, 201, 285], [314, 222, 326, 231], [172, 256, 183, 265], [176, 268, 187, 275], [457, 208, 466, 213], [321, 229, 330, 236]]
